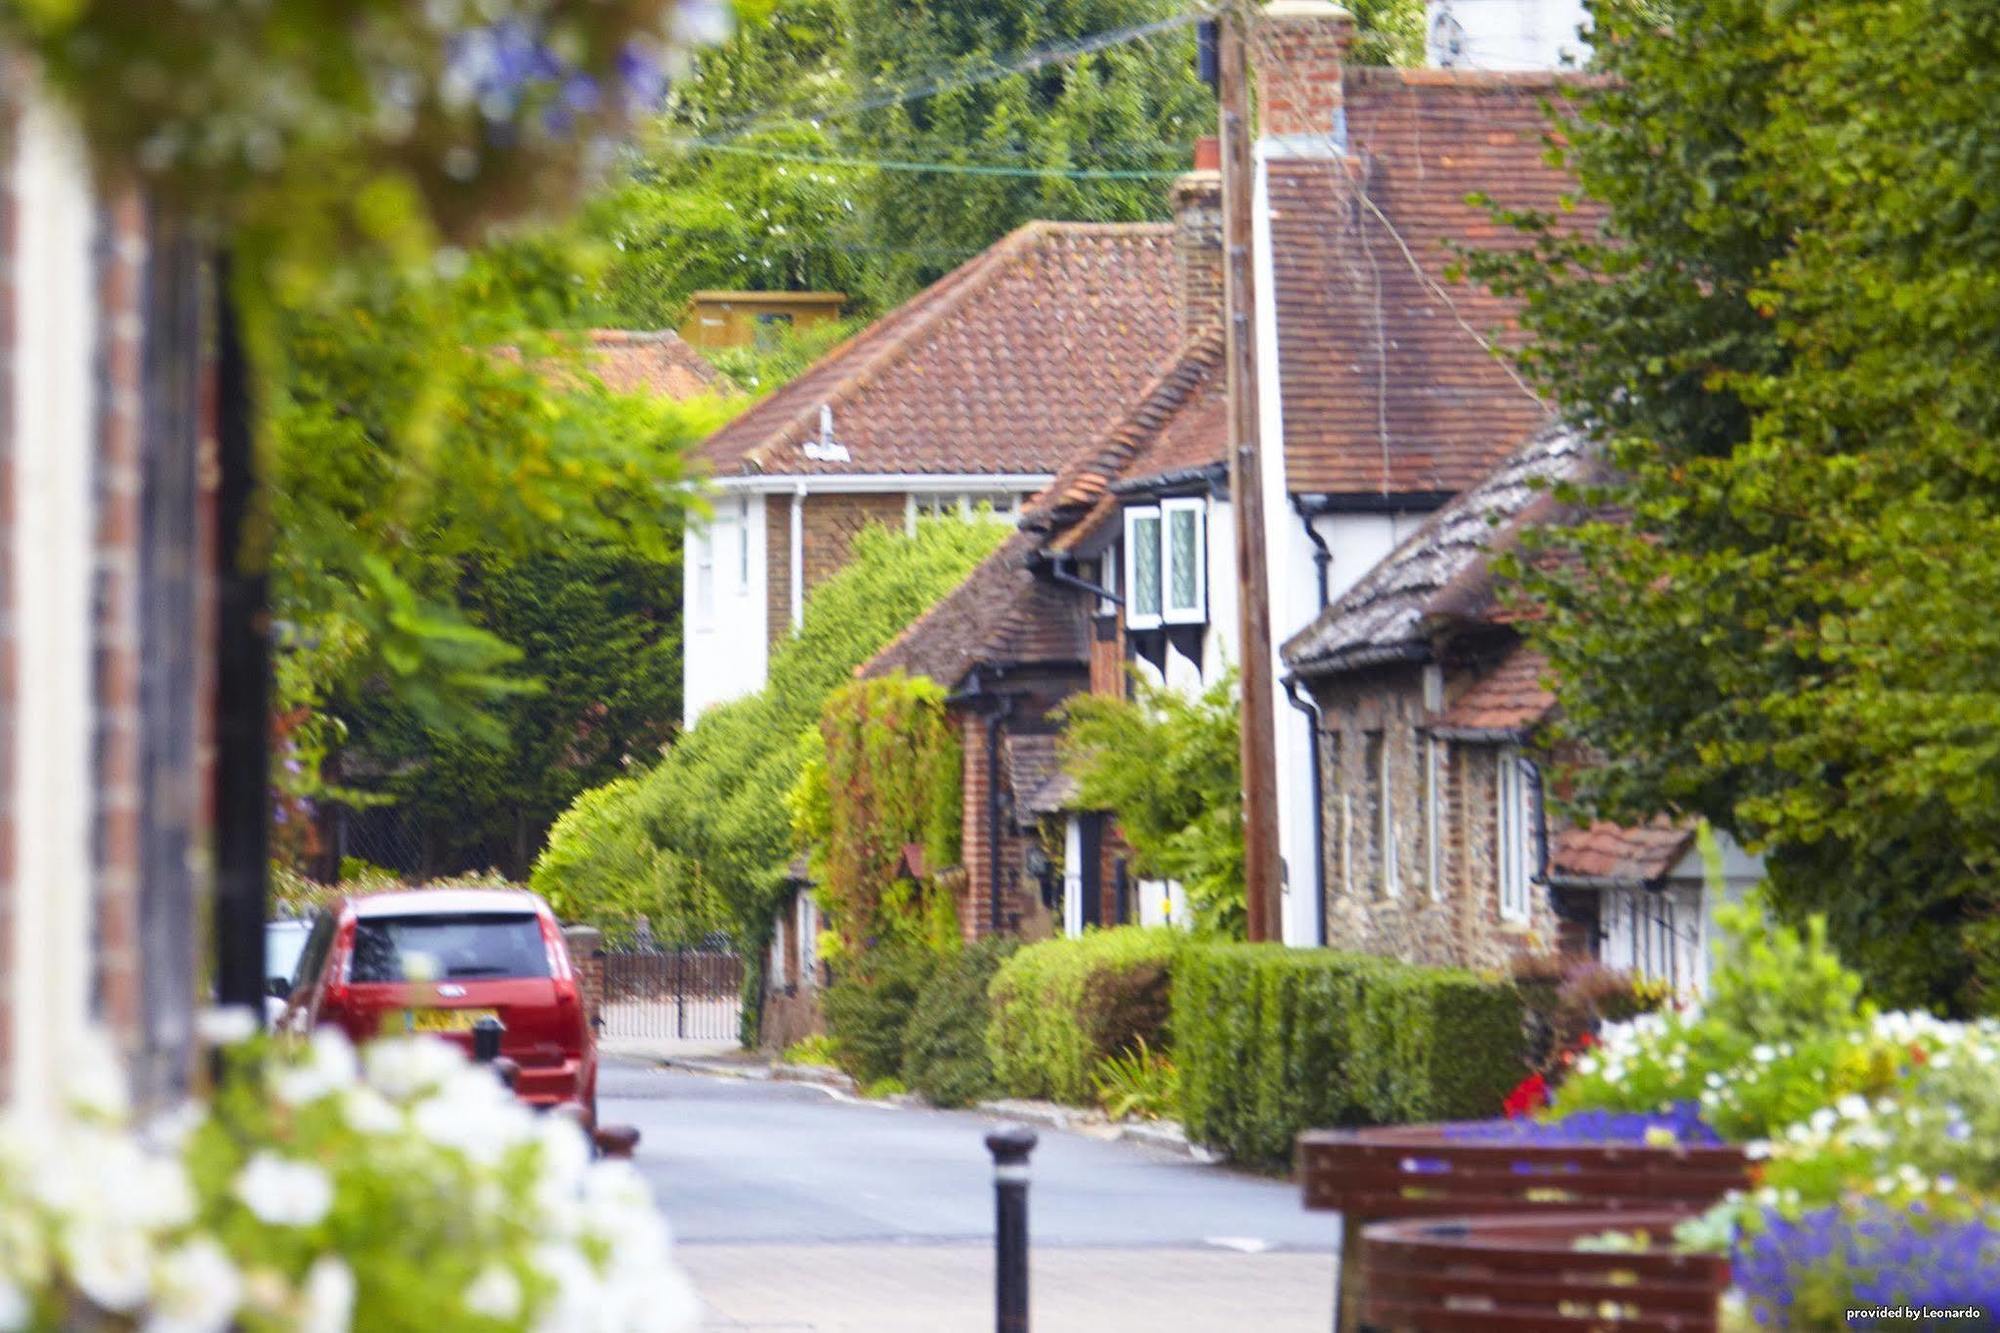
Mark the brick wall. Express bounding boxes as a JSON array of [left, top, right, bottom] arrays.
[[1172, 171, 1223, 343], [92, 186, 145, 1046], [1251, 3, 1355, 143], [764, 490, 791, 650], [0, 81, 16, 1101], [764, 491, 908, 649], [1308, 666, 1557, 972]]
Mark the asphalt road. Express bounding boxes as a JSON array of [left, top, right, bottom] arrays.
[[603, 1060, 1341, 1332]]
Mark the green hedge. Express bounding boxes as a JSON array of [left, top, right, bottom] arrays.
[[987, 928, 1178, 1104], [901, 938, 1018, 1107], [1175, 943, 1524, 1167], [822, 944, 939, 1085]]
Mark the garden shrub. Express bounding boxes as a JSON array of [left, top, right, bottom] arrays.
[[901, 938, 1018, 1107], [1175, 943, 1523, 1166], [821, 944, 939, 1086], [987, 928, 1178, 1104]]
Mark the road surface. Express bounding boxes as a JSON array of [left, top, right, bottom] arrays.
[[604, 1061, 1340, 1332]]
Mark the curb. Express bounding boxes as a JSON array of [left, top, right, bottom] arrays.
[[771, 1062, 859, 1096], [974, 1098, 1218, 1162], [661, 1056, 774, 1081]]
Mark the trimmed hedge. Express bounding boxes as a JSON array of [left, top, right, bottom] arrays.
[[822, 944, 938, 1085], [1176, 944, 1525, 1167], [987, 928, 1178, 1104], [901, 938, 1018, 1107]]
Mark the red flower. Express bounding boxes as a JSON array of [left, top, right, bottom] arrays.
[[1503, 1072, 1550, 1119]]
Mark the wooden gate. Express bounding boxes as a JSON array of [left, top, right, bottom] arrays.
[[596, 946, 744, 1043]]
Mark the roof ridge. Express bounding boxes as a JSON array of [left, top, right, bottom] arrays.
[[739, 222, 1054, 472]]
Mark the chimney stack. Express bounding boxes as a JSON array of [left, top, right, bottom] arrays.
[[1173, 138, 1223, 340], [1251, 0, 1356, 155]]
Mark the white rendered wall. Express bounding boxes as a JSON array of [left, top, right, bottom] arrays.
[[681, 492, 771, 724], [9, 90, 99, 1112], [1426, 0, 1590, 70], [1201, 497, 1239, 685]]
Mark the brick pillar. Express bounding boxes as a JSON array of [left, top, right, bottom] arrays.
[[959, 709, 992, 939], [565, 925, 605, 1028], [1172, 167, 1223, 342]]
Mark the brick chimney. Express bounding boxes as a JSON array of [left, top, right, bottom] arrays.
[[1173, 138, 1223, 340], [1252, 0, 1356, 154]]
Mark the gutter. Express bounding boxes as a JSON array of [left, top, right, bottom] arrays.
[[1109, 461, 1229, 498], [1289, 640, 1431, 678], [1281, 675, 1328, 948], [1046, 552, 1121, 606], [1425, 723, 1531, 744], [1293, 489, 1456, 515], [1290, 494, 1332, 608]]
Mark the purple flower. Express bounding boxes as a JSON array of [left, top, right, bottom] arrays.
[[1736, 1200, 2000, 1329]]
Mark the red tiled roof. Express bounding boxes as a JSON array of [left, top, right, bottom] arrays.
[[696, 223, 1182, 479], [1549, 819, 1696, 889], [1273, 69, 1598, 496], [580, 330, 725, 399], [1433, 645, 1555, 736]]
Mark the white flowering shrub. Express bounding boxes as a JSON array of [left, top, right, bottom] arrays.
[[0, 1027, 698, 1332]]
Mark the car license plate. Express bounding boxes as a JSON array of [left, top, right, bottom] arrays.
[[400, 1007, 497, 1034]]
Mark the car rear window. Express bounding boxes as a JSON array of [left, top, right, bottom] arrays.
[[350, 913, 549, 983]]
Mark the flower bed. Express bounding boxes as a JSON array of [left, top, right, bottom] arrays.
[[1358, 1210, 1730, 1332]]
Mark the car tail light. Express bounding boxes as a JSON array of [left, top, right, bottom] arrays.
[[537, 911, 574, 982], [321, 916, 358, 1031]]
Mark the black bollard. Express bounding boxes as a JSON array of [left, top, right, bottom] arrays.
[[985, 1124, 1037, 1333], [472, 1015, 505, 1063]]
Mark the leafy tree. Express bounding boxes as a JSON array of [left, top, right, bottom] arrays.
[[532, 518, 1008, 966], [1475, 0, 2000, 1012], [1061, 672, 1243, 937]]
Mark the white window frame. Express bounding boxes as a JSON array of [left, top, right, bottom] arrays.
[[1497, 747, 1531, 923], [1098, 543, 1121, 618], [692, 525, 716, 630], [1124, 506, 1164, 630], [1161, 497, 1207, 625]]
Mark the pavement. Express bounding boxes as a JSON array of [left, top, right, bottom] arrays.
[[602, 1060, 1341, 1332]]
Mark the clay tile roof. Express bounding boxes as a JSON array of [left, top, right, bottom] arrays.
[[1282, 419, 1589, 675], [1273, 70, 1599, 497], [1432, 645, 1555, 737], [580, 330, 725, 399], [1004, 734, 1078, 816], [695, 222, 1183, 479], [1548, 819, 1696, 889]]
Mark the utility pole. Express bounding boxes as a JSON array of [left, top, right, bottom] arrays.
[[1219, 1, 1284, 944]]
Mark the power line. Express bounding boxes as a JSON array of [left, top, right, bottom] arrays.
[[676, 139, 1191, 180]]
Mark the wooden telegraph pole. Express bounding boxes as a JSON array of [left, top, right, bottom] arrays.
[[1219, 1, 1283, 943]]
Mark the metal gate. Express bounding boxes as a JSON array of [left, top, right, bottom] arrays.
[[597, 947, 744, 1042]]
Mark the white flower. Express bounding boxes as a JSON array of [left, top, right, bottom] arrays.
[[363, 1037, 466, 1102], [0, 1279, 27, 1333], [64, 1220, 154, 1312], [194, 1006, 259, 1048], [339, 1087, 404, 1137], [145, 1236, 242, 1333], [1751, 1044, 1774, 1063], [234, 1153, 333, 1228], [412, 1070, 536, 1167], [275, 1030, 359, 1108], [1836, 1094, 1869, 1121], [530, 1242, 606, 1333], [299, 1256, 355, 1333], [464, 1265, 523, 1320], [62, 1031, 131, 1121]]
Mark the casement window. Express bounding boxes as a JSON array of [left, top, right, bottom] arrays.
[[914, 491, 1025, 521], [1376, 731, 1400, 899], [1322, 731, 1345, 894], [1362, 731, 1390, 897], [1123, 499, 1207, 631], [1497, 746, 1533, 923], [1424, 736, 1445, 901], [1098, 545, 1121, 618], [736, 496, 751, 592], [692, 526, 716, 629]]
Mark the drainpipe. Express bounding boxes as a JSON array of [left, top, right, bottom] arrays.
[[984, 695, 1018, 936], [1047, 553, 1122, 605], [1291, 495, 1332, 608], [1282, 675, 1327, 948], [789, 481, 806, 631]]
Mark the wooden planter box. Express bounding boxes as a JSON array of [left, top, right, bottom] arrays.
[[1297, 1124, 1751, 1331], [1358, 1210, 1730, 1333]]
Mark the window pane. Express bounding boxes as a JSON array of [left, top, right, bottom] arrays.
[[1167, 507, 1199, 610], [351, 914, 549, 983], [1131, 515, 1162, 618]]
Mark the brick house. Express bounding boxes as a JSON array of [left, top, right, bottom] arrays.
[[1280, 423, 1762, 991], [679, 222, 1186, 724], [1, 72, 216, 1108]]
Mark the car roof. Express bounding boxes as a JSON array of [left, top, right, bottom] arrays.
[[347, 888, 547, 919]]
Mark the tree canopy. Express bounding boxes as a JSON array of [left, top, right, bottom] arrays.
[[1475, 0, 2000, 1013]]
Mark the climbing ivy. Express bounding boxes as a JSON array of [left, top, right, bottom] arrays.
[[790, 674, 963, 953]]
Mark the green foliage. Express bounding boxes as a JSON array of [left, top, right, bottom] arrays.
[[985, 928, 1177, 1105], [781, 1034, 843, 1069], [1173, 944, 1523, 1167], [1473, 0, 2000, 1013], [791, 674, 964, 950], [1062, 672, 1244, 937], [1092, 1037, 1178, 1122], [822, 944, 940, 1085], [862, 1076, 909, 1099], [901, 938, 1019, 1107], [707, 317, 867, 395], [531, 516, 1007, 955]]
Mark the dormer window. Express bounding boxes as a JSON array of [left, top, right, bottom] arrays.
[[1123, 498, 1207, 631]]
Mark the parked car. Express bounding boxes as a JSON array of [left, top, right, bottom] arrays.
[[280, 888, 596, 1127], [265, 916, 312, 1027]]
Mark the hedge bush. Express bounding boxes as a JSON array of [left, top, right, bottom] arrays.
[[901, 938, 1019, 1107], [822, 944, 939, 1085], [987, 928, 1178, 1104], [1175, 943, 1524, 1166]]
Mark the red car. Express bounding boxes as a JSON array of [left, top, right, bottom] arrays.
[[279, 888, 596, 1127]]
